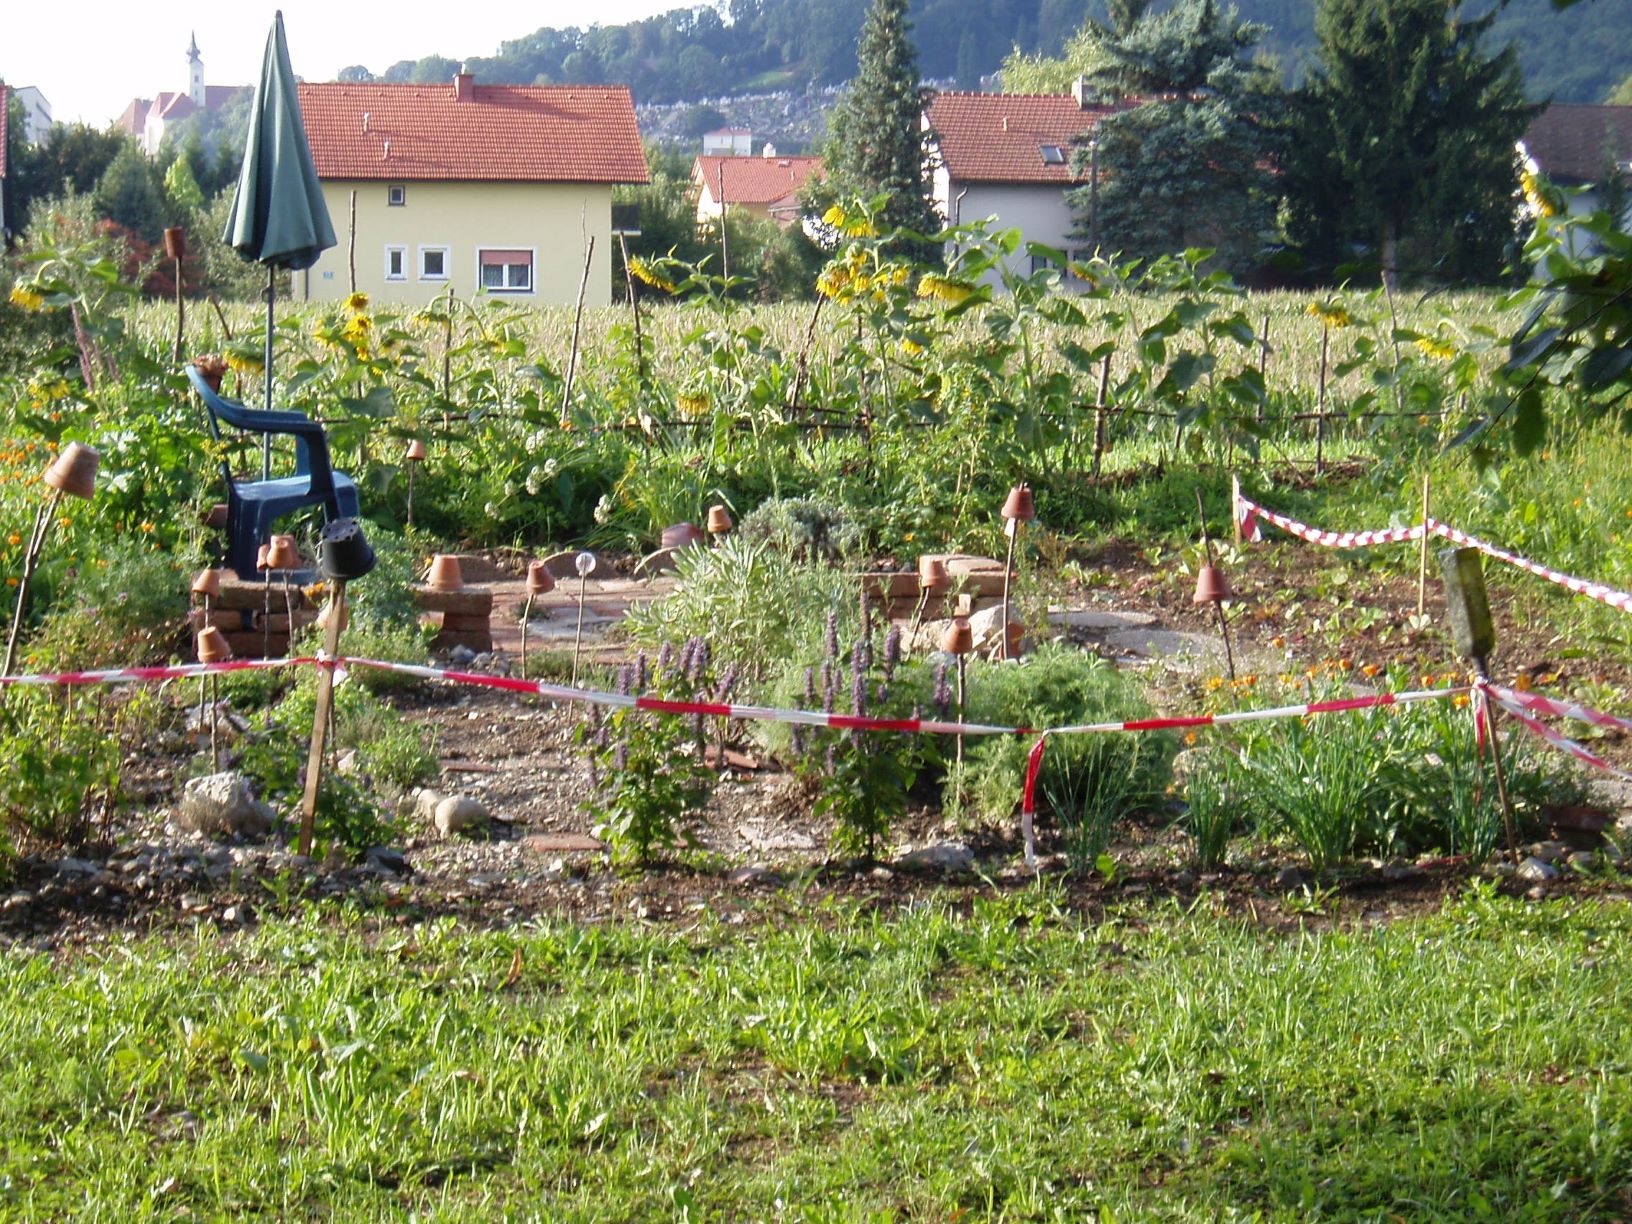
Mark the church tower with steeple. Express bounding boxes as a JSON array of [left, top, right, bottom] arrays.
[[187, 33, 205, 107]]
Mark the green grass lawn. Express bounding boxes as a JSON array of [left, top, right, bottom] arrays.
[[2, 887, 1629, 1220]]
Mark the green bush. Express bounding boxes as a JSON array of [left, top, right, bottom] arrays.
[[623, 535, 859, 681], [956, 646, 1172, 858], [737, 497, 860, 561], [0, 690, 124, 857], [25, 539, 189, 670]]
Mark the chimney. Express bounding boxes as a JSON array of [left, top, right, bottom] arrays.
[[454, 66, 474, 102], [1072, 74, 1090, 109]]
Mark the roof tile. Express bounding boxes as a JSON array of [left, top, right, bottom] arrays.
[[299, 81, 649, 184], [1524, 104, 1632, 184], [693, 155, 825, 206], [926, 92, 1119, 185]]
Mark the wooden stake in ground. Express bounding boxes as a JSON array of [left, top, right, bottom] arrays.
[[942, 619, 974, 770], [1231, 473, 1243, 545], [1091, 352, 1111, 480], [164, 228, 186, 365], [1315, 322, 1331, 475], [560, 236, 595, 427], [1417, 471, 1432, 619], [298, 581, 348, 857], [1194, 489, 1237, 684], [618, 230, 646, 388]]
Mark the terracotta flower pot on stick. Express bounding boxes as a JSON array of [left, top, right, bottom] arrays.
[[998, 483, 1034, 661], [5, 443, 101, 678], [521, 561, 555, 677], [404, 438, 426, 528], [942, 617, 974, 768], [195, 625, 233, 771]]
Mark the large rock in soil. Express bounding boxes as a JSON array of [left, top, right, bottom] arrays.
[[178, 772, 272, 838]]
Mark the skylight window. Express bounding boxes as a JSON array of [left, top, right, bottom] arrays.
[[1040, 145, 1066, 165]]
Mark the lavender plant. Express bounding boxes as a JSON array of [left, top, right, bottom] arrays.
[[575, 639, 726, 863]]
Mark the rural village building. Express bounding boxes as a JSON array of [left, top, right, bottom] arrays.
[[296, 73, 648, 307], [924, 85, 1120, 289], [701, 127, 754, 157], [9, 84, 52, 145], [692, 151, 824, 226], [1522, 103, 1632, 227], [118, 35, 247, 156]]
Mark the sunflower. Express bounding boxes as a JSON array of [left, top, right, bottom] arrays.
[[627, 257, 678, 294], [1306, 301, 1352, 329], [1414, 336, 1456, 361], [7, 286, 45, 311], [916, 273, 975, 305], [344, 291, 370, 314]]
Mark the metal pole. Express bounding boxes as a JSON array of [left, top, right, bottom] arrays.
[[1088, 138, 1100, 253], [1417, 472, 1431, 618], [263, 267, 275, 479]]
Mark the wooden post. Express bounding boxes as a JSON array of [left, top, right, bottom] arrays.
[[1231, 473, 1243, 545], [298, 582, 348, 857], [571, 572, 589, 687], [560, 236, 595, 426], [1257, 311, 1270, 423], [347, 190, 357, 296], [999, 521, 1020, 662], [617, 229, 646, 386], [441, 286, 454, 407], [1417, 471, 1432, 618], [4, 492, 61, 679], [1197, 489, 1236, 684], [717, 161, 728, 281], [1091, 352, 1111, 479], [173, 253, 186, 364], [1315, 324, 1330, 475]]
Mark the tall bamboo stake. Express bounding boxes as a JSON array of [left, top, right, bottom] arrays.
[[560, 236, 595, 426], [1091, 352, 1111, 479], [1315, 323, 1331, 475], [298, 582, 348, 857], [1417, 471, 1432, 618]]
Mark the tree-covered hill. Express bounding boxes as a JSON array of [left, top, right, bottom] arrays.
[[349, 0, 1628, 106]]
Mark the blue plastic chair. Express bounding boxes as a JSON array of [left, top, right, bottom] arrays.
[[186, 366, 360, 581]]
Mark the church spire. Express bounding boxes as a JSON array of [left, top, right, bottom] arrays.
[[188, 31, 200, 61]]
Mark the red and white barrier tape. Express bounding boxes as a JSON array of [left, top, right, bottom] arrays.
[[0, 657, 302, 687], [1235, 492, 1632, 616], [30, 651, 1631, 869], [1487, 688, 1632, 783]]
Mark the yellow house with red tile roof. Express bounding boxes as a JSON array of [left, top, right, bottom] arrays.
[[296, 73, 648, 306], [692, 153, 824, 227]]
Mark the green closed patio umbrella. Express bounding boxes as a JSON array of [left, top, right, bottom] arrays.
[[224, 10, 335, 476]]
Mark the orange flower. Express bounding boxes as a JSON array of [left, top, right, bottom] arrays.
[[1360, 663, 1381, 678]]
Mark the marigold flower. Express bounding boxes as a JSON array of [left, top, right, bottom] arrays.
[[1360, 663, 1381, 677], [139, 521, 155, 534], [5, 534, 17, 546]]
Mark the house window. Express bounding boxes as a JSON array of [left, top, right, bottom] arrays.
[[479, 248, 533, 293], [1039, 145, 1066, 165], [388, 184, 406, 206], [384, 245, 407, 281], [419, 245, 449, 281]]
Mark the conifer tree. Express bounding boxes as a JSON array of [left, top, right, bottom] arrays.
[[1061, 0, 1284, 272], [824, 0, 941, 245], [1284, 0, 1535, 287]]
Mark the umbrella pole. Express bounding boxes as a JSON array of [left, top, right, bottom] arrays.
[[263, 267, 275, 480]]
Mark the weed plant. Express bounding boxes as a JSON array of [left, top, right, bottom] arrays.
[[1180, 748, 1243, 869]]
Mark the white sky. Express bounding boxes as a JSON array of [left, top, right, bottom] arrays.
[[4, 1, 690, 127]]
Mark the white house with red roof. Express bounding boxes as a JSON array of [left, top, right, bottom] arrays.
[[924, 85, 1120, 288], [702, 128, 754, 157], [692, 152, 824, 227], [296, 72, 649, 306], [118, 34, 247, 155]]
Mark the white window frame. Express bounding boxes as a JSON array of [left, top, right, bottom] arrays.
[[384, 244, 407, 281], [387, 184, 407, 206], [476, 247, 536, 295], [418, 244, 450, 282]]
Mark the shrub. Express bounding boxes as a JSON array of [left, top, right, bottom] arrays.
[[623, 535, 859, 681], [737, 497, 860, 562], [25, 539, 189, 671], [956, 645, 1172, 855]]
